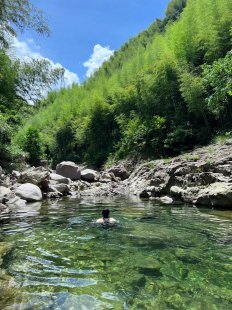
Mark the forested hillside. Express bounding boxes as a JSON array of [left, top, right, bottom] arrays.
[[3, 0, 232, 168]]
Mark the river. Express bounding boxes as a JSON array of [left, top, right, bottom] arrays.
[[0, 197, 232, 309]]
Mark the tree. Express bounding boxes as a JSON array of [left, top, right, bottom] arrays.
[[180, 70, 210, 131], [22, 127, 42, 166], [15, 58, 64, 104], [0, 0, 50, 49], [203, 50, 232, 119]]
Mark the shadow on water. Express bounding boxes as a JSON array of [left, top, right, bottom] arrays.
[[0, 197, 232, 309]]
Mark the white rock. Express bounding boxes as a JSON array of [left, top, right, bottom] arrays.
[[15, 183, 42, 202]]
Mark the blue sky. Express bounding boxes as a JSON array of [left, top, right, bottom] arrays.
[[15, 0, 170, 84]]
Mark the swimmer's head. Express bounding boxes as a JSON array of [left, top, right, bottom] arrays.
[[102, 208, 110, 219]]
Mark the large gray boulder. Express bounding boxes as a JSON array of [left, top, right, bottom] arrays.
[[50, 173, 70, 184], [108, 165, 129, 180], [15, 183, 42, 202], [194, 182, 232, 208], [56, 161, 81, 180], [20, 167, 50, 187], [81, 169, 99, 182]]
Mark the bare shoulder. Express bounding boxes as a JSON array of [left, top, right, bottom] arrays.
[[109, 217, 118, 224], [96, 218, 104, 223], [95, 218, 118, 224]]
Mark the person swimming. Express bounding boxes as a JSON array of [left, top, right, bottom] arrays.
[[96, 208, 118, 224]]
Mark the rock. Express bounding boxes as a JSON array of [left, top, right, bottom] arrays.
[[56, 161, 81, 180], [81, 169, 99, 182], [53, 183, 70, 195], [50, 173, 70, 184], [6, 196, 27, 208], [108, 165, 129, 180], [99, 172, 118, 183], [0, 203, 10, 214], [15, 183, 42, 202], [215, 164, 232, 177], [44, 192, 62, 199], [11, 170, 21, 179], [0, 186, 11, 199], [20, 167, 50, 188], [40, 159, 49, 168], [139, 189, 151, 198], [194, 182, 232, 208], [150, 196, 176, 204], [170, 186, 185, 199]]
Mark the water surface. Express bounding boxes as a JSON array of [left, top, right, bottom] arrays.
[[0, 197, 232, 309]]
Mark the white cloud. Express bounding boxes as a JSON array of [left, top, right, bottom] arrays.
[[9, 37, 80, 87], [84, 44, 114, 78]]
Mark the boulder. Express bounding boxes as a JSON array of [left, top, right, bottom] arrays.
[[99, 172, 115, 183], [194, 182, 232, 208], [108, 165, 129, 180], [81, 169, 99, 182], [0, 186, 11, 199], [53, 183, 70, 195], [12, 170, 21, 179], [0, 203, 10, 214], [50, 173, 70, 184], [20, 167, 50, 187], [56, 161, 81, 180], [150, 196, 175, 205], [170, 186, 185, 199], [6, 196, 27, 208], [15, 183, 42, 202]]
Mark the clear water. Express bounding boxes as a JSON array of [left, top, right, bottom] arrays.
[[0, 197, 232, 309]]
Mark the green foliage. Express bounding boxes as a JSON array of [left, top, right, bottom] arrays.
[[16, 58, 64, 104], [203, 50, 232, 118], [164, 125, 194, 154], [116, 114, 166, 158], [0, 0, 50, 49], [84, 100, 118, 167], [22, 127, 42, 166], [0, 115, 12, 161], [14, 0, 232, 167]]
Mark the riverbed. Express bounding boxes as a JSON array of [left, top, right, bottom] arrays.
[[0, 197, 232, 309]]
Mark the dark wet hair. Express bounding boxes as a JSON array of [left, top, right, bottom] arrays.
[[102, 208, 110, 218]]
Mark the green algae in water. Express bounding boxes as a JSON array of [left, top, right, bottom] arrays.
[[0, 198, 232, 309]]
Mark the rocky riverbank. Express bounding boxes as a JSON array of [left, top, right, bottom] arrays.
[[0, 140, 232, 212]]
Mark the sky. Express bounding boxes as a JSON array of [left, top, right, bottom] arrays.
[[14, 0, 170, 86]]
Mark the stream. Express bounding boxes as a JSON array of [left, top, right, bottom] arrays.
[[0, 197, 232, 309]]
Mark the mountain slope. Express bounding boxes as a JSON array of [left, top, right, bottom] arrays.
[[15, 0, 232, 167]]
